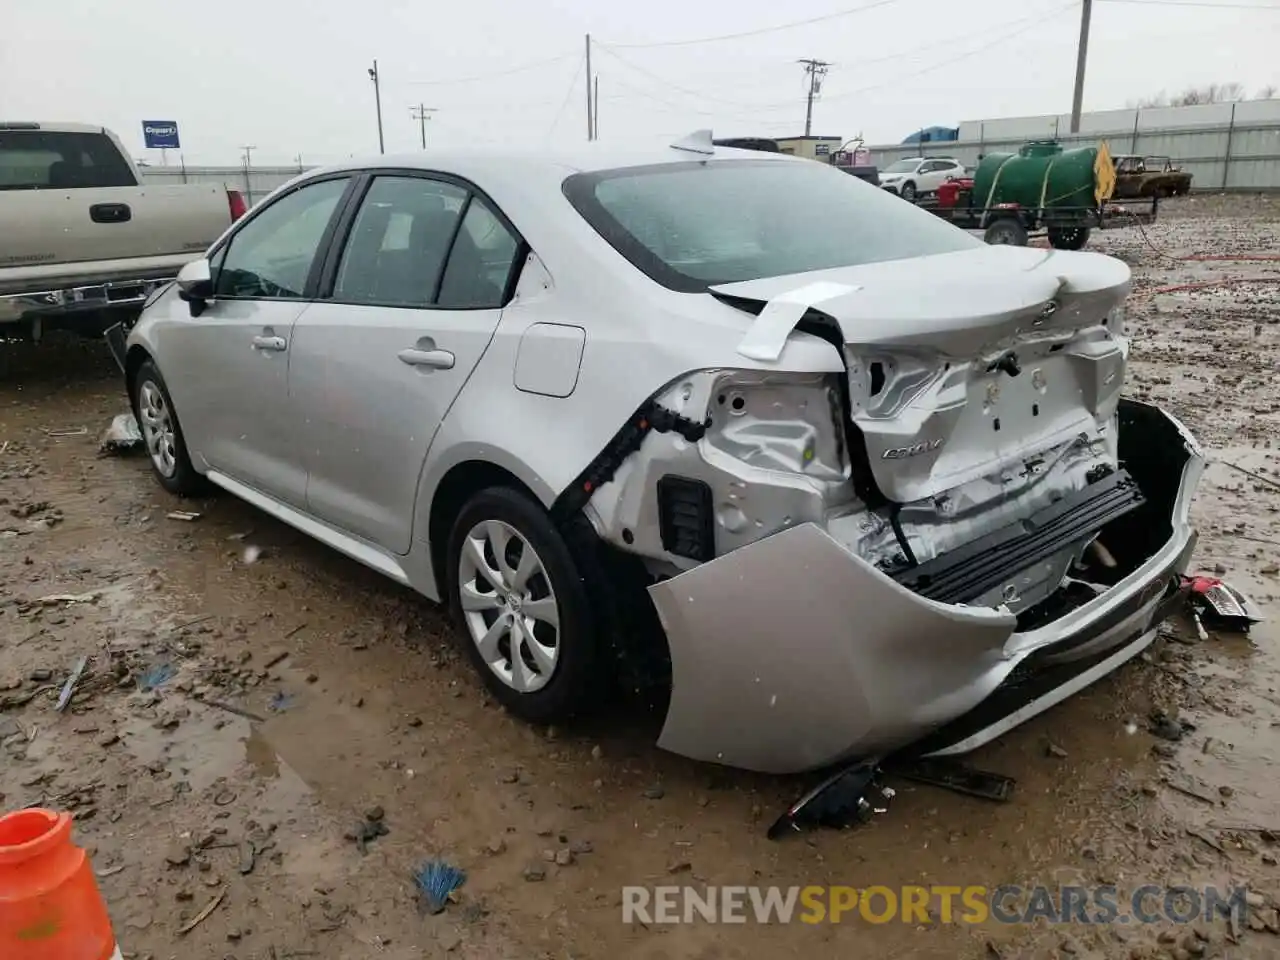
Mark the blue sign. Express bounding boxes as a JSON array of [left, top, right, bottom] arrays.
[[142, 121, 181, 149]]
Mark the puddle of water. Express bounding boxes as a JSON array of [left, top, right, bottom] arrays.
[[119, 695, 307, 803]]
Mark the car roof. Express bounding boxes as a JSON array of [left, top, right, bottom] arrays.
[[308, 140, 802, 183]]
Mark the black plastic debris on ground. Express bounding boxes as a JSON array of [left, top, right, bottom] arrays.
[[768, 756, 1016, 840], [768, 762, 891, 840]]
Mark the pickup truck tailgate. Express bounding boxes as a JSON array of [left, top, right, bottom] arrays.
[[0, 184, 230, 270]]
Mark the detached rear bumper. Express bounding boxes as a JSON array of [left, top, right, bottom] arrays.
[[648, 401, 1203, 774]]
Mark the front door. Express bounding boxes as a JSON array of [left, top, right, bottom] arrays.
[[169, 176, 352, 506], [289, 174, 524, 553]]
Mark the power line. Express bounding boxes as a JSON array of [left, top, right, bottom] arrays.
[[815, 2, 1077, 102], [546, 54, 586, 139], [599, 0, 904, 49], [593, 44, 804, 111], [408, 52, 577, 86], [594, 2, 1076, 114]]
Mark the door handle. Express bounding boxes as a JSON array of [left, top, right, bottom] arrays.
[[398, 347, 455, 370], [252, 335, 287, 352]]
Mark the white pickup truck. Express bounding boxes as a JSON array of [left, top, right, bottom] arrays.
[[0, 122, 245, 341]]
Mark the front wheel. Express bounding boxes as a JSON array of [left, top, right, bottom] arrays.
[[446, 486, 602, 723], [1047, 226, 1091, 250], [132, 359, 206, 496], [900, 181, 917, 202]]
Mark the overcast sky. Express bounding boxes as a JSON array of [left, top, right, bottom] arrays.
[[4, 0, 1277, 166]]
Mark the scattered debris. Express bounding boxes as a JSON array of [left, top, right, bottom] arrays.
[[33, 591, 100, 606], [177, 887, 226, 935], [44, 426, 88, 438], [264, 650, 290, 669], [55, 656, 89, 713], [642, 783, 665, 800], [1186, 827, 1227, 855], [1164, 773, 1221, 805], [413, 860, 467, 914], [891, 758, 1017, 803], [138, 661, 176, 692], [99, 414, 143, 454], [769, 761, 892, 840], [1150, 709, 1193, 742], [1184, 574, 1266, 632], [268, 692, 295, 713], [199, 698, 266, 723], [522, 863, 546, 882], [166, 510, 202, 522], [345, 812, 390, 854], [1046, 742, 1069, 759]]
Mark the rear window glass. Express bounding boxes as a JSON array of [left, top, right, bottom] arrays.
[[0, 130, 136, 190], [563, 159, 979, 292]]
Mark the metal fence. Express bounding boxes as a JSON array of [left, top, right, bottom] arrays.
[[866, 106, 1280, 192], [138, 165, 308, 206]]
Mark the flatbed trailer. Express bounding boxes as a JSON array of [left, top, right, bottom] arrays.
[[917, 190, 1159, 249]]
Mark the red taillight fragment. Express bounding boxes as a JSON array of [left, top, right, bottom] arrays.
[[227, 189, 248, 222]]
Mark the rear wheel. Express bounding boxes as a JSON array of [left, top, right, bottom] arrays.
[[132, 359, 206, 496], [446, 487, 602, 723], [984, 218, 1029, 246], [1047, 226, 1091, 251], [900, 181, 917, 202]]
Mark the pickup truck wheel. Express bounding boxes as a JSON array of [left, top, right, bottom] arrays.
[[900, 181, 917, 202], [447, 486, 601, 724], [132, 360, 205, 496]]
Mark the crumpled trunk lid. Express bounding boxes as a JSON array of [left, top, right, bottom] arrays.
[[710, 245, 1130, 504]]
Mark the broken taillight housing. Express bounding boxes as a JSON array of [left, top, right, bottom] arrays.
[[703, 370, 848, 479]]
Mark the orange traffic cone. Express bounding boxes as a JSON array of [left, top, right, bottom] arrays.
[[0, 808, 119, 960]]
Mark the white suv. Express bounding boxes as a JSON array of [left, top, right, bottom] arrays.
[[878, 156, 966, 201]]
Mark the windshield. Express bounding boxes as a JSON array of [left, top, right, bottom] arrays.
[[0, 130, 136, 190], [882, 159, 919, 174], [562, 158, 980, 292]]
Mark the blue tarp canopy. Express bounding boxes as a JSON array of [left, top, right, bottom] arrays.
[[901, 126, 959, 144]]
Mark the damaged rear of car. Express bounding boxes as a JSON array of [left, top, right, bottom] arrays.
[[560, 155, 1203, 774]]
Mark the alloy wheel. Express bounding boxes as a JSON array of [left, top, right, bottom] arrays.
[[457, 519, 561, 693], [137, 380, 177, 478]]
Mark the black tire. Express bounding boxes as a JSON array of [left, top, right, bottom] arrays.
[[984, 218, 1029, 246], [131, 359, 206, 496], [1047, 226, 1091, 251], [900, 181, 917, 202], [446, 486, 602, 723]]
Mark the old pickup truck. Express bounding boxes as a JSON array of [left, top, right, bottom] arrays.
[[1112, 155, 1193, 199], [0, 122, 246, 341]]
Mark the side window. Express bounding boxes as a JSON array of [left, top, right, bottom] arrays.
[[214, 178, 349, 299], [333, 176, 467, 307], [436, 197, 522, 310]]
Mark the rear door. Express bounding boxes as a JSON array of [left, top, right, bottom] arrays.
[[0, 128, 229, 267], [164, 175, 354, 506], [288, 172, 524, 553]]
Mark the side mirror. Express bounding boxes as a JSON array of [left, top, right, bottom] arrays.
[[176, 258, 213, 317]]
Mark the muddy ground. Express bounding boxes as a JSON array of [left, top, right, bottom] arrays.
[[3, 192, 1280, 960]]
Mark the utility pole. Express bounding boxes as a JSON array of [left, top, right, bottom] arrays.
[[798, 59, 830, 137], [294, 153, 304, 172], [410, 104, 437, 149], [240, 145, 256, 203], [368, 60, 385, 154], [1070, 0, 1092, 134], [585, 34, 594, 141], [593, 75, 600, 139]]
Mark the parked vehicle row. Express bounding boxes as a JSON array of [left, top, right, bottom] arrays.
[[0, 122, 247, 341], [111, 133, 1202, 775]]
